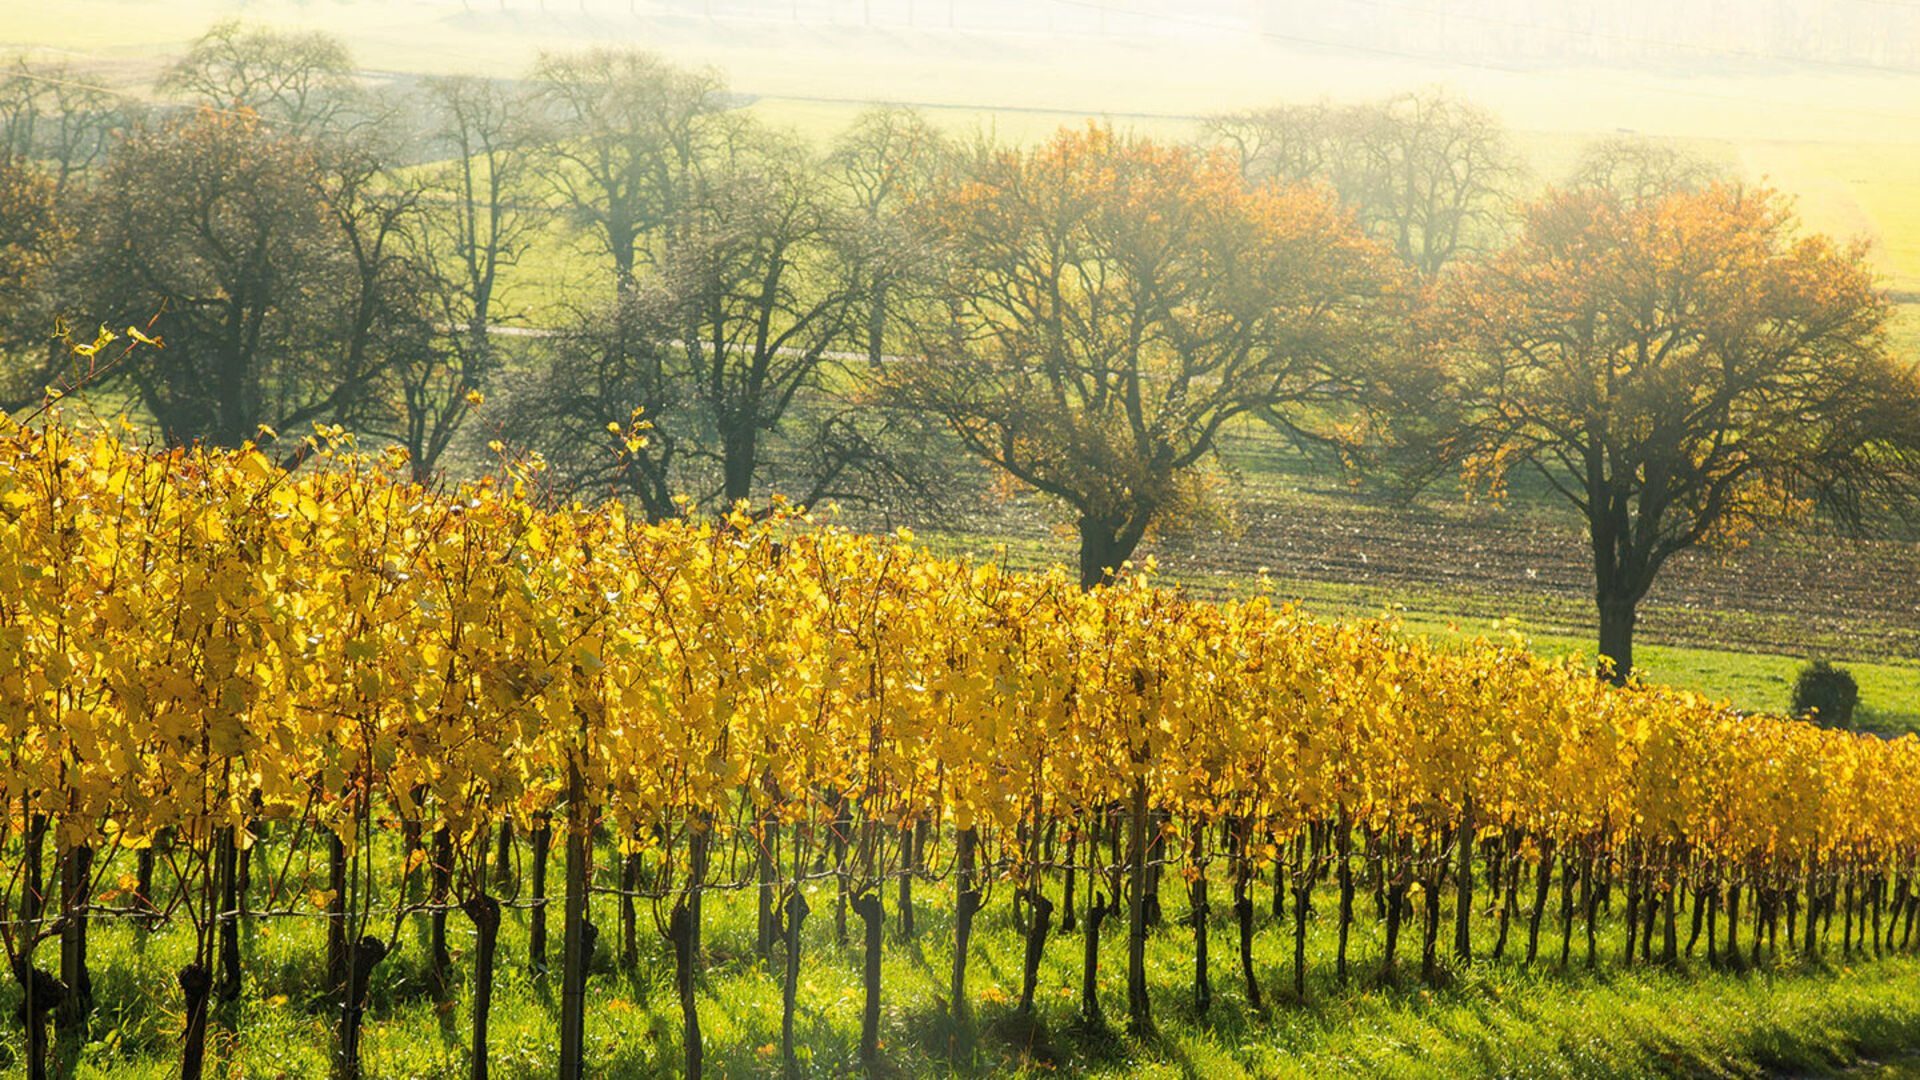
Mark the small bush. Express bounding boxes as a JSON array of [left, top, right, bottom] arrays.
[[1792, 660, 1859, 728]]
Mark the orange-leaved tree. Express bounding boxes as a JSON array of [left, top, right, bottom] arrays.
[[1429, 182, 1920, 682], [895, 125, 1404, 588]]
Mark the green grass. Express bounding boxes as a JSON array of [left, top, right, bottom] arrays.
[[15, 840, 1920, 1080], [1395, 614, 1920, 737]]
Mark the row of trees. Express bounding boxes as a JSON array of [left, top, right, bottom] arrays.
[[1, 21, 1917, 678]]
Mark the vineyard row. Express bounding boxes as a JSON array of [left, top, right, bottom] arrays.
[[3, 415, 1918, 1078]]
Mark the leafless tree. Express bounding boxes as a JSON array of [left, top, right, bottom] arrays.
[[529, 47, 725, 293], [1210, 88, 1517, 278]]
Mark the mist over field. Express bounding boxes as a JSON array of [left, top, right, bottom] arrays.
[[11, 0, 1920, 297]]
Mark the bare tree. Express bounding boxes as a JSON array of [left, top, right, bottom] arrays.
[[420, 75, 539, 368], [158, 19, 354, 136], [0, 156, 70, 413], [1568, 134, 1725, 206], [395, 75, 545, 480], [498, 289, 688, 521], [1206, 101, 1339, 186], [529, 47, 724, 293], [158, 19, 357, 134], [1209, 88, 1516, 278], [825, 105, 947, 367], [0, 57, 125, 196], [315, 136, 447, 476], [509, 121, 921, 518]]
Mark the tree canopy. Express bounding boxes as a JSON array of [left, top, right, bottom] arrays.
[[1429, 182, 1920, 680], [895, 126, 1405, 588]]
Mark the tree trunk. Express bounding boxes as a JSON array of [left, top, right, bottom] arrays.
[[620, 849, 640, 972], [722, 422, 758, 508], [136, 847, 156, 927], [1706, 876, 1720, 966], [1597, 592, 1637, 685], [950, 828, 980, 1032], [1081, 893, 1109, 1025], [1661, 874, 1679, 965], [1234, 874, 1262, 1011], [780, 889, 810, 1077], [1558, 850, 1577, 967], [1453, 797, 1474, 962], [1062, 826, 1079, 935], [528, 816, 551, 974], [558, 762, 592, 1080], [1294, 829, 1320, 997], [866, 279, 888, 369], [1018, 888, 1054, 1016], [334, 936, 392, 1080], [1419, 842, 1444, 985], [16, 959, 65, 1080], [1336, 817, 1355, 984], [177, 963, 209, 1080], [60, 844, 95, 1025], [327, 831, 348, 992], [853, 891, 883, 1070], [1383, 875, 1409, 981], [757, 818, 779, 958], [1076, 513, 1151, 592], [21, 812, 46, 922], [831, 794, 850, 946], [1805, 856, 1821, 960], [463, 894, 502, 1080], [1188, 821, 1210, 1015], [1525, 835, 1554, 965], [429, 827, 454, 1002], [1687, 870, 1706, 958], [493, 821, 514, 894], [669, 902, 702, 1080], [214, 832, 239, 1004], [897, 822, 915, 940]]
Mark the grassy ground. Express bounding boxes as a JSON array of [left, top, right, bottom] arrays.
[[897, 424, 1920, 736], [13, 845, 1920, 1080]]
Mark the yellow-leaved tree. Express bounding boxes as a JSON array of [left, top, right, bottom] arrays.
[[893, 125, 1405, 589], [1427, 183, 1920, 682]]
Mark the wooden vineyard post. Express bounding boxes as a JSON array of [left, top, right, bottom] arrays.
[[897, 822, 915, 940], [1233, 818, 1263, 1010], [1082, 892, 1110, 1024], [1454, 795, 1474, 963], [1018, 887, 1054, 1015], [1336, 813, 1356, 985], [528, 813, 552, 974], [463, 893, 502, 1080], [1187, 819, 1210, 1014], [669, 901, 702, 1080], [557, 757, 592, 1080], [853, 891, 884, 1070], [949, 827, 981, 1039], [1126, 775, 1152, 1035], [1525, 834, 1553, 965], [779, 888, 810, 1077]]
